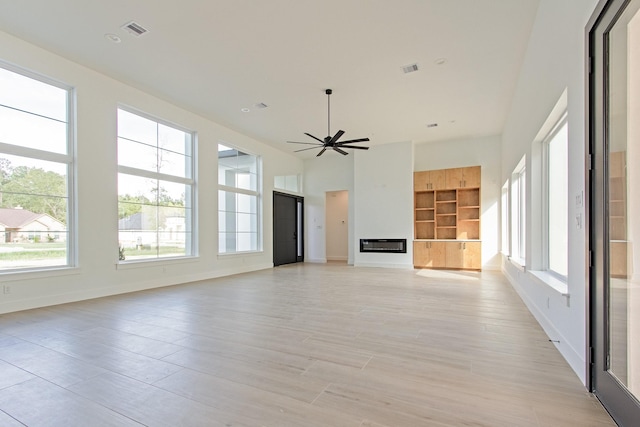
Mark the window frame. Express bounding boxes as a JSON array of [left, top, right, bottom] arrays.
[[541, 114, 569, 279], [116, 106, 196, 262], [501, 180, 510, 256], [217, 143, 262, 255], [0, 62, 76, 272], [510, 157, 526, 266]]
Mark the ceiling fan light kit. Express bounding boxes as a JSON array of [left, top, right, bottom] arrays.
[[287, 89, 370, 157]]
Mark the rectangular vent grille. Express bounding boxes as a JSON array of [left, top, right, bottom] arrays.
[[254, 102, 268, 109], [122, 21, 148, 36], [401, 63, 419, 74]]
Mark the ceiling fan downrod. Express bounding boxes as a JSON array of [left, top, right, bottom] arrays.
[[326, 89, 332, 141]]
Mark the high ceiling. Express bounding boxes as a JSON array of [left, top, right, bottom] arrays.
[[0, 0, 540, 158]]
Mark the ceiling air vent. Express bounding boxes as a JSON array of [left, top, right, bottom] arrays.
[[401, 63, 419, 74], [254, 102, 268, 109], [121, 21, 149, 37]]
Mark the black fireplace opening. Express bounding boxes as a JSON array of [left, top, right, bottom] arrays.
[[359, 239, 407, 253]]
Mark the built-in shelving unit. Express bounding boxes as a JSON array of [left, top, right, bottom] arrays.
[[413, 166, 481, 270], [609, 151, 627, 277]]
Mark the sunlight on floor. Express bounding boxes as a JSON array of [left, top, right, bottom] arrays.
[[415, 269, 481, 282]]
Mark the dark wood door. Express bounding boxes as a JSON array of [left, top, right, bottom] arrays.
[[273, 192, 303, 266]]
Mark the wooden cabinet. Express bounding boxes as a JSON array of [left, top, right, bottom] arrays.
[[462, 166, 481, 188], [445, 166, 480, 189], [413, 241, 446, 268], [445, 241, 481, 269], [413, 166, 481, 270], [414, 241, 480, 270], [414, 169, 446, 191]]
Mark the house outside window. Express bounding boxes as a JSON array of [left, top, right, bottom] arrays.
[[0, 64, 73, 271], [117, 108, 195, 261], [218, 144, 261, 253]]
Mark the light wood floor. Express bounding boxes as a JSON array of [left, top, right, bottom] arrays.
[[0, 263, 614, 426]]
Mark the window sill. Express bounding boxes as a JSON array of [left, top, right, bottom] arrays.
[[116, 256, 199, 270], [218, 250, 264, 258], [0, 266, 80, 282], [529, 270, 569, 295], [507, 256, 526, 271]]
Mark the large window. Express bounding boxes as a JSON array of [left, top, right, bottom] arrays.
[[218, 144, 260, 253], [511, 157, 526, 264], [544, 117, 568, 277], [117, 108, 194, 261], [501, 180, 510, 255], [0, 64, 73, 271]]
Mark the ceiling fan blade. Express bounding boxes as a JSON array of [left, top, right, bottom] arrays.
[[338, 145, 369, 150], [333, 147, 349, 155], [336, 137, 370, 145], [304, 133, 325, 144], [329, 130, 345, 145], [287, 141, 323, 145], [316, 147, 327, 157], [294, 146, 324, 152]]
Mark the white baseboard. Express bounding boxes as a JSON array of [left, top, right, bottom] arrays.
[[502, 263, 586, 385], [0, 262, 273, 315]]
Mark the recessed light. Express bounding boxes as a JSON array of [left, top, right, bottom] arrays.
[[241, 108, 250, 113], [104, 33, 121, 43], [435, 58, 447, 65]]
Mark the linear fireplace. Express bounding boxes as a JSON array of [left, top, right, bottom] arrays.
[[359, 239, 407, 253]]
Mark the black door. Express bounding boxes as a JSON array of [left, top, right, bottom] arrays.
[[273, 192, 303, 266], [589, 0, 640, 424]]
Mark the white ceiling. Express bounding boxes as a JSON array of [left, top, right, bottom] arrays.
[[0, 0, 540, 158]]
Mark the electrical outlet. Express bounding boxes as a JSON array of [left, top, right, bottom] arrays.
[[3, 285, 10, 295]]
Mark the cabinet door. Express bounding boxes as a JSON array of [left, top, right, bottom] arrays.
[[445, 241, 464, 268], [445, 168, 463, 189], [429, 241, 447, 267], [430, 169, 447, 190], [414, 171, 430, 191], [462, 241, 482, 269], [413, 241, 446, 267], [413, 241, 429, 267], [462, 166, 481, 188], [444, 241, 481, 269]]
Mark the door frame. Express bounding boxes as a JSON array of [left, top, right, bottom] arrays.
[[272, 191, 304, 266], [588, 0, 640, 424]]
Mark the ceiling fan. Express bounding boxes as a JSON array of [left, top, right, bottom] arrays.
[[287, 89, 370, 157]]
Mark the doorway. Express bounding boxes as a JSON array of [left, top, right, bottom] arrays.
[[325, 190, 348, 262], [589, 0, 640, 424], [273, 192, 303, 266]]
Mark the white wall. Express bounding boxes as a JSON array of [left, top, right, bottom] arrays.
[[353, 141, 414, 268], [500, 0, 599, 384], [414, 135, 502, 270], [304, 141, 414, 268], [0, 30, 303, 314], [303, 154, 354, 263]]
